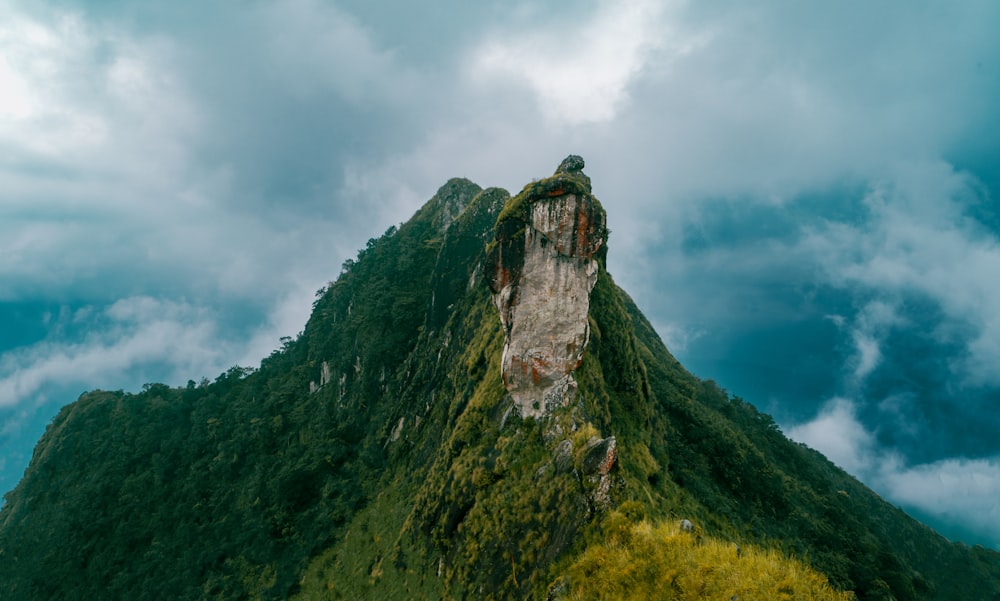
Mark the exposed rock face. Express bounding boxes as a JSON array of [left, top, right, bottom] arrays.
[[486, 156, 607, 418], [583, 435, 617, 509], [582, 436, 617, 477]]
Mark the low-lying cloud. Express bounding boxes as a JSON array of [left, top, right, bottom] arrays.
[[789, 396, 1000, 549], [1, 297, 229, 411]]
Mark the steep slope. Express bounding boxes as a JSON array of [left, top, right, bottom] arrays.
[[1, 158, 998, 601]]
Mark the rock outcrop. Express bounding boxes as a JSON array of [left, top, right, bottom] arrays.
[[486, 156, 607, 418], [582, 435, 617, 508]]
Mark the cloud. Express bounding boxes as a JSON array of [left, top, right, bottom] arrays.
[[0, 297, 228, 409], [804, 162, 1000, 386], [788, 397, 1000, 548], [237, 286, 317, 368], [252, 0, 418, 106], [646, 154, 1000, 482], [0, 54, 32, 118], [786, 397, 877, 475], [0, 271, 320, 408], [0, 6, 205, 300], [882, 457, 1000, 548], [844, 300, 904, 384], [0, 7, 197, 168], [470, 0, 682, 125], [0, 286, 316, 497], [0, 1, 391, 309], [608, 1, 998, 210]]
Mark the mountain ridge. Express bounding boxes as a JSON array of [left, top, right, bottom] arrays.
[[1, 157, 998, 600]]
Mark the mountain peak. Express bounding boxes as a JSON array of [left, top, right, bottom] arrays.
[[3, 157, 999, 601], [425, 177, 483, 232]]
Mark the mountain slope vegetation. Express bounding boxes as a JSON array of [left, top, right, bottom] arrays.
[[1, 162, 998, 600]]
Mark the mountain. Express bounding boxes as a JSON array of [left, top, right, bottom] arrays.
[[1, 157, 998, 600]]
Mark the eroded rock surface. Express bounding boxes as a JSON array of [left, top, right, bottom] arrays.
[[582, 436, 617, 477], [487, 156, 607, 418], [584, 435, 617, 509]]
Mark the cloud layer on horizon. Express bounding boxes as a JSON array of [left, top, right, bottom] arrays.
[[2, 0, 999, 547], [787, 396, 1000, 549]]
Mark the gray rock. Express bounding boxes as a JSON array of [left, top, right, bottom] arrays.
[[556, 154, 585, 174], [553, 439, 574, 472], [579, 436, 617, 509], [582, 436, 617, 476], [490, 193, 605, 417]]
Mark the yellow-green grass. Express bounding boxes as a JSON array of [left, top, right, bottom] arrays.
[[561, 518, 853, 601]]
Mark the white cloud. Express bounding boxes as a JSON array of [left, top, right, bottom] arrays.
[[0, 9, 199, 165], [237, 285, 317, 368], [470, 0, 688, 125], [843, 300, 903, 383], [882, 457, 1000, 548], [0, 11, 105, 155], [787, 397, 877, 474], [0, 287, 317, 410], [0, 297, 229, 409], [850, 333, 881, 382], [803, 162, 1000, 386], [0, 5, 212, 301], [788, 397, 1000, 548], [0, 55, 33, 118]]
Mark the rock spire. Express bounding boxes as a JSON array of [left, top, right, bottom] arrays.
[[486, 156, 607, 418]]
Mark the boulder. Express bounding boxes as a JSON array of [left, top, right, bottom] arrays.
[[582, 436, 617, 476]]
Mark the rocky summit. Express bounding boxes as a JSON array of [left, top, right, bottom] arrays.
[[1, 157, 999, 601]]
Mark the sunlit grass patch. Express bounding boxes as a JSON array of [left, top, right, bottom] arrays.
[[560, 518, 853, 601]]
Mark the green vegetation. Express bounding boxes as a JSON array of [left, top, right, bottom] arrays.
[[495, 169, 595, 227], [1, 168, 999, 601], [491, 161, 605, 262], [560, 512, 852, 601]]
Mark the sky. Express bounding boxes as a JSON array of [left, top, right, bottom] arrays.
[[1, 0, 999, 549]]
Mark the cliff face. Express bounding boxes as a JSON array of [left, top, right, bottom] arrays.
[[486, 156, 607, 418]]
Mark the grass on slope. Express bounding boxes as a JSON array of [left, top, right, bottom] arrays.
[[559, 512, 853, 601]]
